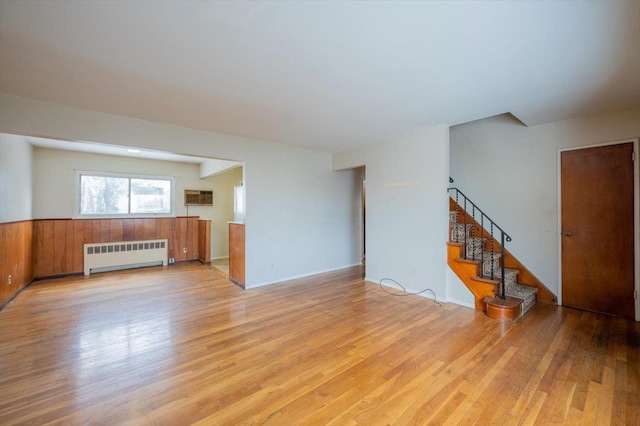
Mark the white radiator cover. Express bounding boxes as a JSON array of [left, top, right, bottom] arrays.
[[84, 239, 168, 276]]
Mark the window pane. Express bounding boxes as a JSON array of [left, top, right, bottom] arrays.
[[130, 179, 171, 214], [80, 175, 129, 215]]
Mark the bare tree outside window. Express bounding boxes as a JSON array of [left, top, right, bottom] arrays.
[[79, 174, 172, 216], [131, 179, 171, 214]]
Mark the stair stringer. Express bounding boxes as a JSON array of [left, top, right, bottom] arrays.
[[447, 242, 497, 311]]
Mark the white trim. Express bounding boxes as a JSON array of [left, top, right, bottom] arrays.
[[557, 151, 563, 307], [557, 138, 639, 322], [244, 263, 362, 289], [211, 256, 229, 260], [446, 298, 475, 309], [635, 139, 640, 322], [364, 277, 444, 303], [364, 277, 377, 286]]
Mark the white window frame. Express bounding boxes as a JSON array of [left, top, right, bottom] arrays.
[[75, 170, 175, 218]]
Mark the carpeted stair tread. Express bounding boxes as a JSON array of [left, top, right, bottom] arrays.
[[449, 211, 458, 224], [505, 284, 537, 315], [482, 268, 519, 289], [482, 267, 518, 279], [450, 223, 475, 242]]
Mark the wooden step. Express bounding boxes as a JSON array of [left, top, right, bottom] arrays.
[[484, 296, 522, 320]]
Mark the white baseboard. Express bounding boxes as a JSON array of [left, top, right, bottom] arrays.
[[365, 277, 444, 303], [211, 256, 229, 260], [245, 263, 362, 289], [445, 298, 475, 309]]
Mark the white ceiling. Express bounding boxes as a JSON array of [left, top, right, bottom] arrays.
[[1, 1, 639, 153], [26, 136, 206, 164]]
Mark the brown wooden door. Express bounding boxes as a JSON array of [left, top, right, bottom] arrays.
[[561, 143, 635, 319]]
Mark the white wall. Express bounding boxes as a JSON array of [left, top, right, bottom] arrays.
[[337, 165, 365, 266], [246, 147, 361, 287], [0, 133, 32, 223], [353, 166, 365, 263], [33, 147, 210, 218], [446, 268, 475, 308], [200, 158, 241, 178], [0, 95, 361, 287], [333, 125, 450, 301], [450, 107, 640, 297], [32, 147, 240, 258]]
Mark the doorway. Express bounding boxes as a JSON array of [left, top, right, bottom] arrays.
[[362, 175, 366, 268], [559, 141, 637, 320]]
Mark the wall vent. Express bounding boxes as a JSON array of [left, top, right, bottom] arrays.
[[184, 189, 213, 206]]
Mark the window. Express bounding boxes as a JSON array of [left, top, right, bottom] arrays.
[[77, 172, 173, 217]]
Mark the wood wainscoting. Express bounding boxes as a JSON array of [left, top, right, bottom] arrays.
[[0, 220, 35, 308], [33, 217, 201, 278], [1, 216, 210, 308]]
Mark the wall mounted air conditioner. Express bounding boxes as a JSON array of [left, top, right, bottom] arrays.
[[184, 189, 213, 206]]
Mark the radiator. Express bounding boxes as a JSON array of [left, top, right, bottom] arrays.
[[84, 239, 168, 275]]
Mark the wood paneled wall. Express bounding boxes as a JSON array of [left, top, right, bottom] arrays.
[[0, 221, 35, 308], [229, 223, 245, 287], [198, 220, 211, 264], [1, 216, 206, 307], [34, 217, 200, 278]]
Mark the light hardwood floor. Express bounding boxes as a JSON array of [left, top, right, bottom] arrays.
[[0, 263, 638, 425], [212, 257, 230, 277]]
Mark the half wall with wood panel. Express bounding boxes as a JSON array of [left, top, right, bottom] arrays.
[[198, 220, 212, 264], [229, 222, 245, 287], [34, 217, 200, 278], [0, 220, 35, 308], [1, 216, 211, 307]]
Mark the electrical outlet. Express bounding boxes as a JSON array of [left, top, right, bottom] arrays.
[[169, 258, 175, 264], [183, 247, 188, 253], [8, 275, 12, 285]]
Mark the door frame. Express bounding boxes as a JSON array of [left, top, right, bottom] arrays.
[[557, 138, 639, 321]]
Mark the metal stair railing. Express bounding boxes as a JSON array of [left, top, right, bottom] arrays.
[[447, 186, 512, 300]]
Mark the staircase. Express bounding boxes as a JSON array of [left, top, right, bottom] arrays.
[[447, 187, 555, 320]]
